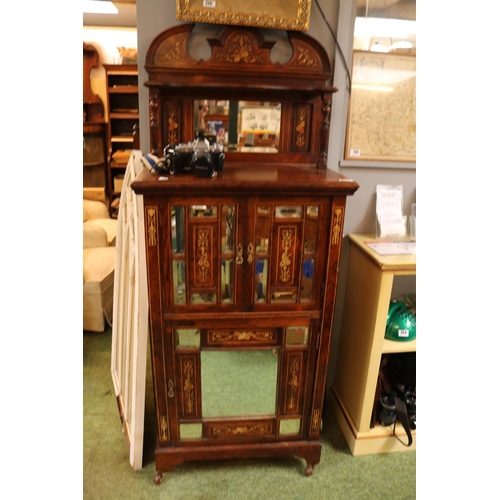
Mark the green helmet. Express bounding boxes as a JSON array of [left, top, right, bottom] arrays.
[[385, 300, 416, 342]]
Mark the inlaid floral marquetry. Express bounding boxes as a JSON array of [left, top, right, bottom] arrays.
[[293, 105, 311, 151], [159, 415, 169, 442], [207, 421, 274, 438], [180, 357, 196, 416], [196, 229, 210, 284], [158, 40, 185, 64], [146, 207, 157, 247], [285, 355, 303, 413], [167, 104, 180, 145], [154, 27, 196, 67], [193, 227, 215, 287], [296, 46, 317, 67], [168, 380, 175, 398], [310, 409, 321, 434], [147, 23, 333, 78], [331, 208, 344, 246], [214, 33, 266, 65], [207, 330, 278, 345], [279, 228, 295, 284]]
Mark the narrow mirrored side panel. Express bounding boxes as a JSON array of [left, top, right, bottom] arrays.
[[256, 206, 270, 253], [300, 259, 314, 302], [304, 206, 319, 254], [221, 205, 235, 254], [172, 261, 186, 305], [254, 258, 268, 303], [171, 206, 185, 254], [221, 259, 234, 304]]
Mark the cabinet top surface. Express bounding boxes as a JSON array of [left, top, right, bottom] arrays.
[[349, 234, 416, 271], [132, 163, 359, 197]]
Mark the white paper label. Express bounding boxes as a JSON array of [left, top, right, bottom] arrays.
[[398, 329, 410, 338], [203, 0, 216, 7], [350, 149, 361, 156], [378, 215, 407, 238]]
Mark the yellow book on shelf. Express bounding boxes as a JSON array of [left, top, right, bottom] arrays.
[[112, 150, 133, 161]]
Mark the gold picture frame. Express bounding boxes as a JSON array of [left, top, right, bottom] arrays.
[[176, 0, 312, 31]]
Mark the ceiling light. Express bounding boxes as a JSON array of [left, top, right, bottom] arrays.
[[354, 17, 416, 39], [83, 1, 118, 14]]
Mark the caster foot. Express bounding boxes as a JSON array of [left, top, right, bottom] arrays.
[[305, 464, 315, 477], [154, 472, 164, 485]]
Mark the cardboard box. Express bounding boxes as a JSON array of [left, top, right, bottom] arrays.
[[114, 175, 125, 193]]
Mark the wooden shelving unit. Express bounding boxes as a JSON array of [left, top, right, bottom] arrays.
[[104, 64, 139, 214], [331, 234, 416, 455], [83, 43, 107, 199]]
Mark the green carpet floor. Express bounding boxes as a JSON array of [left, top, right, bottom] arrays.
[[83, 327, 416, 499]]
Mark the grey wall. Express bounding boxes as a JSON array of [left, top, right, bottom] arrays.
[[136, 0, 416, 393]]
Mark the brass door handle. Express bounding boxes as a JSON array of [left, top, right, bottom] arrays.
[[236, 243, 244, 265], [247, 243, 254, 264]]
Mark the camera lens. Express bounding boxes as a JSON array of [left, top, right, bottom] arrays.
[[404, 391, 416, 430], [377, 395, 396, 426]]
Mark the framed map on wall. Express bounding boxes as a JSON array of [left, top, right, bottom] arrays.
[[345, 51, 416, 163]]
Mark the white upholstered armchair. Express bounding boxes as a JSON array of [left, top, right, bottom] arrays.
[[83, 199, 117, 332]]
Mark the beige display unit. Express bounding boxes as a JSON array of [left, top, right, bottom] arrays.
[[331, 234, 416, 456]]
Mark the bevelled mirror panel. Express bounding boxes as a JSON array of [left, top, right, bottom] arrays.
[[201, 350, 278, 417], [194, 100, 281, 153]]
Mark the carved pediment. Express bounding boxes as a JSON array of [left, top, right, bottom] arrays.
[[146, 24, 331, 89]]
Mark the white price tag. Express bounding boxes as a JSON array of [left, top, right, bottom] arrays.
[[350, 149, 361, 157], [398, 329, 410, 338], [203, 0, 216, 7]]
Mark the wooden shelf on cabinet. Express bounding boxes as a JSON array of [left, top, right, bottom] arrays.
[[331, 233, 416, 456], [331, 386, 416, 456], [382, 338, 416, 354]]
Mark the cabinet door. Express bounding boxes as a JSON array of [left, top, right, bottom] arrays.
[[169, 320, 319, 445], [165, 197, 245, 311], [246, 197, 331, 311]]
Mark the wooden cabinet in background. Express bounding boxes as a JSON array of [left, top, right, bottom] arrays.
[[331, 234, 416, 455], [104, 64, 139, 214], [83, 43, 107, 197]]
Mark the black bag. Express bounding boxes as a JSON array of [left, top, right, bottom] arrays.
[[371, 353, 416, 446]]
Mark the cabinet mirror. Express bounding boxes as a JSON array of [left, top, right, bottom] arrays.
[[201, 349, 279, 417], [194, 100, 281, 153]]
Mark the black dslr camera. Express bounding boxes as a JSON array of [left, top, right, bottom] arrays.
[[163, 135, 224, 177]]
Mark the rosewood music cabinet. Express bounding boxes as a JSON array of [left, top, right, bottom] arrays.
[[131, 24, 359, 485]]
